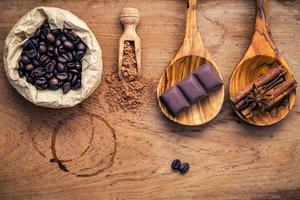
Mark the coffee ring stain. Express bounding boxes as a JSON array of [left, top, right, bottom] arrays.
[[28, 109, 117, 177]]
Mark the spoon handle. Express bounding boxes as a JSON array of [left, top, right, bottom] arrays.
[[185, 0, 198, 37], [255, 0, 270, 33]]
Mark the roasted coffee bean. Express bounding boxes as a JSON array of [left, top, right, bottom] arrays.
[[19, 61, 25, 70], [69, 69, 79, 74], [67, 62, 75, 69], [71, 74, 78, 86], [55, 39, 61, 47], [45, 62, 55, 73], [48, 45, 54, 52], [75, 62, 82, 71], [26, 76, 34, 84], [36, 77, 47, 85], [171, 159, 181, 170], [58, 45, 66, 54], [31, 67, 46, 77], [25, 64, 34, 71], [62, 82, 71, 94], [18, 69, 25, 77], [58, 55, 67, 63], [56, 72, 68, 81], [19, 21, 86, 93], [67, 73, 73, 82], [26, 50, 38, 59], [32, 59, 40, 67], [63, 41, 73, 50], [179, 163, 189, 174], [21, 55, 31, 64], [60, 36, 67, 42], [45, 73, 53, 79], [46, 33, 55, 43], [57, 63, 65, 72], [67, 31, 78, 42], [49, 77, 59, 87], [77, 42, 86, 51], [52, 29, 61, 37], [74, 51, 85, 61], [66, 52, 73, 61], [71, 79, 81, 90], [38, 45, 47, 54], [39, 55, 50, 65]]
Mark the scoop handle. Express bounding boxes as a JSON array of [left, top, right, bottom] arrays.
[[255, 0, 270, 33]]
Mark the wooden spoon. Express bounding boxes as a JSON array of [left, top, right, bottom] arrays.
[[229, 0, 296, 126], [157, 0, 224, 126]]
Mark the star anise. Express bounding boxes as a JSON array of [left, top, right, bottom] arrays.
[[245, 84, 272, 112]]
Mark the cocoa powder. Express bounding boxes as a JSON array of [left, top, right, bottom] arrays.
[[105, 72, 149, 112], [104, 41, 149, 112]]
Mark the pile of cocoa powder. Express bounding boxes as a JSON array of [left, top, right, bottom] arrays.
[[104, 41, 150, 112]]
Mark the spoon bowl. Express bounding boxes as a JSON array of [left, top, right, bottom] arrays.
[[229, 0, 296, 126], [157, 0, 224, 126]]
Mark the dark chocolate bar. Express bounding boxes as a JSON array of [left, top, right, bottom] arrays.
[[160, 86, 190, 117], [193, 63, 223, 93], [177, 75, 207, 104], [160, 63, 223, 117]]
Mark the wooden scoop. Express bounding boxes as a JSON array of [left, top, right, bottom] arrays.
[[157, 0, 224, 126], [119, 8, 141, 80], [229, 0, 296, 126]]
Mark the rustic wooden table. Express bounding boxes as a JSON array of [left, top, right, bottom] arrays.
[[0, 0, 299, 199]]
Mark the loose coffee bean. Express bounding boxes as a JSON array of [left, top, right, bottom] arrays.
[[179, 163, 189, 174], [171, 159, 181, 170], [63, 41, 74, 50], [46, 33, 55, 43], [18, 21, 86, 93]]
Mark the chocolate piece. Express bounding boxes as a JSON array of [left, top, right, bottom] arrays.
[[177, 75, 207, 104], [160, 86, 190, 117], [193, 63, 223, 93]]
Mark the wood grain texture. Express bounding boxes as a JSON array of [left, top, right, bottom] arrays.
[[229, 0, 297, 126], [157, 0, 225, 126], [0, 0, 300, 199]]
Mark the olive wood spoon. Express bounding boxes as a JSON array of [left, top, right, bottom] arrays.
[[157, 0, 224, 126], [229, 0, 296, 126]]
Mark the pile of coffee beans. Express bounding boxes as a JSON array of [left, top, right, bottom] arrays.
[[171, 159, 189, 174], [18, 21, 87, 94]]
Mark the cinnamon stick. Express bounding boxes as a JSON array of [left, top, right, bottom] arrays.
[[241, 79, 297, 118], [235, 76, 285, 110], [231, 65, 286, 104]]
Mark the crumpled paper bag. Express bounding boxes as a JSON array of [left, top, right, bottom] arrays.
[[3, 7, 102, 108]]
